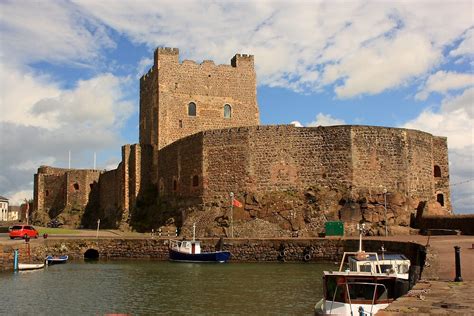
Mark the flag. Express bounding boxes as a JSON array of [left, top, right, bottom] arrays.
[[232, 198, 243, 208]]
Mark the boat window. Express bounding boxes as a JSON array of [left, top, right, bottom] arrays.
[[325, 277, 346, 303], [380, 264, 393, 273], [375, 284, 388, 302], [359, 263, 373, 272], [348, 283, 376, 301], [398, 264, 409, 274]]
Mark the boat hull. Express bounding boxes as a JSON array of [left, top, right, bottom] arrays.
[[169, 249, 231, 263], [18, 263, 45, 270]]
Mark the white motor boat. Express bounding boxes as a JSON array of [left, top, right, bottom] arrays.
[[314, 224, 411, 315]]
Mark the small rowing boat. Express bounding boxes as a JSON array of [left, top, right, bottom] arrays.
[[45, 255, 69, 265]]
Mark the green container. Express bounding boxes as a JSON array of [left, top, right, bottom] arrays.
[[325, 221, 344, 236]]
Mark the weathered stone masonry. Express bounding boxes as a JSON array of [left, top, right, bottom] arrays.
[[33, 47, 451, 236]]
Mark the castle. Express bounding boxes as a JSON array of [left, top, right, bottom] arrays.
[[33, 48, 451, 237]]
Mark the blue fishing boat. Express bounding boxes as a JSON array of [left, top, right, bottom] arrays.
[[45, 255, 69, 265], [169, 224, 231, 263]]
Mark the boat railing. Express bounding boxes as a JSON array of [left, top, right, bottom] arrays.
[[328, 281, 389, 316]]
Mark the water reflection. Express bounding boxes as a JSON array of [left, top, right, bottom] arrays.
[[1, 260, 334, 315]]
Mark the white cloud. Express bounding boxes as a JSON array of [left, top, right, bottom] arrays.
[[450, 28, 474, 58], [71, 0, 472, 98], [307, 113, 346, 127], [0, 0, 114, 67], [328, 32, 441, 98], [0, 63, 134, 204], [290, 121, 303, 127], [415, 71, 474, 100]]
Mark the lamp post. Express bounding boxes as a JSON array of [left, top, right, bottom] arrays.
[[229, 192, 234, 238], [383, 189, 388, 236]]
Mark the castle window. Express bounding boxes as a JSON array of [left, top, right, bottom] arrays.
[[434, 165, 441, 177], [224, 104, 232, 119], [179, 120, 183, 128], [188, 102, 196, 116], [437, 193, 444, 206], [45, 190, 49, 197], [192, 175, 199, 187], [73, 183, 80, 191], [173, 179, 178, 191]]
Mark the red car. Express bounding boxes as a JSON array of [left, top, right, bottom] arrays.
[[9, 225, 39, 239]]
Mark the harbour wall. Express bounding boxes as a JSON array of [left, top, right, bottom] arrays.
[[0, 238, 425, 272], [416, 214, 474, 235]]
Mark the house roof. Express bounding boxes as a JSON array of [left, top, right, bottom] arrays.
[[0, 195, 8, 202]]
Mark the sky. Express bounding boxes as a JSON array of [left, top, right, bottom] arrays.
[[0, 0, 472, 213]]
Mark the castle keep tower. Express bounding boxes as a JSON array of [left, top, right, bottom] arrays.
[[139, 47, 260, 150]]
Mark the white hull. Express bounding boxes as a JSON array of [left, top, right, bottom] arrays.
[[315, 299, 388, 315], [18, 263, 45, 270]]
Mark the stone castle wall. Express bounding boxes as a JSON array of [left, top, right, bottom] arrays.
[[33, 166, 101, 225], [432, 137, 451, 210], [140, 47, 260, 150], [157, 125, 448, 202], [32, 47, 451, 233]]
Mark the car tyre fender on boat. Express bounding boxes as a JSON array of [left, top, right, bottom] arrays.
[[304, 253, 311, 262]]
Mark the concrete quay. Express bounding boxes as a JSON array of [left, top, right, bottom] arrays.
[[374, 235, 474, 315]]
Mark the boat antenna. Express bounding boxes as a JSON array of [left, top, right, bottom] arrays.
[[380, 244, 386, 260], [192, 222, 196, 242]]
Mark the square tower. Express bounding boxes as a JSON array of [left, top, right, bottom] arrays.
[[139, 47, 260, 150]]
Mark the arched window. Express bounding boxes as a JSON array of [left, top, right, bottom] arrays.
[[192, 175, 199, 187], [188, 102, 196, 116], [436, 193, 444, 206], [434, 165, 441, 177], [224, 104, 232, 118]]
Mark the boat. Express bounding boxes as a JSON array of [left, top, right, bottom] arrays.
[[169, 223, 231, 263], [45, 255, 69, 265], [18, 263, 45, 271], [314, 270, 407, 315], [314, 224, 411, 315]]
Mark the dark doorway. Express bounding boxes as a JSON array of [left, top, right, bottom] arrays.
[[436, 193, 444, 206]]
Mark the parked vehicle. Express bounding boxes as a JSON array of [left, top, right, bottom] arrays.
[[47, 219, 63, 228], [9, 225, 39, 239]]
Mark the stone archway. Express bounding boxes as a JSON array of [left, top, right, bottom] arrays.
[[84, 248, 99, 260]]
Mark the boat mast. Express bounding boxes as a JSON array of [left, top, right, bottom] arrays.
[[357, 223, 366, 253]]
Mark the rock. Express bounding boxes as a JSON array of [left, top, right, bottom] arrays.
[[339, 203, 362, 222]]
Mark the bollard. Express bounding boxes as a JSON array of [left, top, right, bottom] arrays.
[[13, 249, 19, 271], [454, 246, 463, 282]]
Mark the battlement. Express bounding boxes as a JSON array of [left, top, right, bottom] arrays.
[[231, 54, 254, 67], [155, 47, 179, 55]]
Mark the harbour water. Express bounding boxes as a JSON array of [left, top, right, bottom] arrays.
[[1, 260, 334, 315]]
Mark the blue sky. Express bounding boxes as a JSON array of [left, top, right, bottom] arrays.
[[0, 0, 472, 213]]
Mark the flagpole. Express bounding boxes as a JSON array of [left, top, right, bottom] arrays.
[[230, 192, 234, 238]]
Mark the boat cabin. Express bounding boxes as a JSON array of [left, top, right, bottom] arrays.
[[341, 252, 410, 280], [170, 239, 202, 254]]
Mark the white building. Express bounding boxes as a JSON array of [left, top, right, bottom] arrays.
[[0, 196, 8, 221], [8, 206, 19, 221]]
